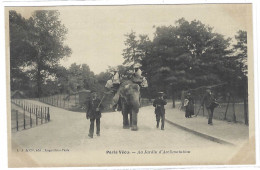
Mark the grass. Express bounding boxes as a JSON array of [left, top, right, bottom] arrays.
[[193, 102, 246, 124]]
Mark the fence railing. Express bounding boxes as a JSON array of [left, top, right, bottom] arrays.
[[176, 99, 247, 124], [11, 99, 50, 132], [39, 94, 74, 110], [38, 93, 153, 112]]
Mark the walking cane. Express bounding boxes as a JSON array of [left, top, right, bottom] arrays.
[[194, 105, 202, 117], [98, 94, 105, 108]]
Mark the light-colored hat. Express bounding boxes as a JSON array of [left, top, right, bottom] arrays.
[[158, 92, 164, 96], [133, 63, 142, 68]]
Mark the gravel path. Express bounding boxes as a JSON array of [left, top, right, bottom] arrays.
[[10, 100, 238, 167]]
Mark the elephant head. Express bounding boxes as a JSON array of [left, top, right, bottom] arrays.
[[112, 81, 140, 130]]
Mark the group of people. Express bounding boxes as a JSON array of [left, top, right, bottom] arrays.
[[85, 64, 219, 138], [85, 90, 168, 139], [183, 87, 219, 125], [105, 63, 148, 94], [105, 63, 148, 111], [86, 63, 149, 138]]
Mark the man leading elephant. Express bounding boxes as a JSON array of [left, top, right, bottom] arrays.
[[86, 91, 103, 138]]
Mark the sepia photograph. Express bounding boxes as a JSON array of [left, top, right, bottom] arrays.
[[4, 2, 256, 168]]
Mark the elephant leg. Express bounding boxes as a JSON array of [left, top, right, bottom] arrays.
[[122, 111, 130, 129], [121, 101, 130, 129], [129, 113, 132, 127], [123, 114, 129, 129], [131, 109, 138, 131]]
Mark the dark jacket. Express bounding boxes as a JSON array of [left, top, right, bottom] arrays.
[[153, 97, 167, 115], [86, 98, 103, 119], [201, 91, 215, 109], [186, 95, 194, 113]]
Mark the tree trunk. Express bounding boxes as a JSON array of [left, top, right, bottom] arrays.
[[224, 94, 231, 120], [172, 95, 175, 108], [36, 65, 42, 98], [244, 88, 249, 125], [232, 96, 236, 123], [172, 87, 175, 108]]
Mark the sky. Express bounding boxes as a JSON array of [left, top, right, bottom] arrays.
[[11, 4, 252, 74]]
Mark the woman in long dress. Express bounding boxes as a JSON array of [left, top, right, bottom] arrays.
[[185, 91, 194, 118]]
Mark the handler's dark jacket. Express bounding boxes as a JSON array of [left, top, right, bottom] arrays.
[[86, 98, 102, 119], [153, 98, 167, 115]]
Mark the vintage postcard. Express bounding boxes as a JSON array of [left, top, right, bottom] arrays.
[[5, 2, 256, 168]]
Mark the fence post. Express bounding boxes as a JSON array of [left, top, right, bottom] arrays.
[[47, 107, 50, 121], [63, 96, 65, 108], [16, 110, 18, 131], [23, 108, 26, 129], [45, 111, 47, 123], [202, 105, 204, 116], [30, 108, 32, 128], [36, 108, 38, 126], [41, 107, 43, 124]]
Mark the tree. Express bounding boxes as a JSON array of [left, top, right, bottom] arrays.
[[27, 10, 71, 97], [66, 63, 99, 93], [140, 18, 232, 102], [233, 30, 247, 75], [9, 11, 36, 91], [122, 31, 139, 66], [233, 30, 248, 125], [122, 31, 152, 67]]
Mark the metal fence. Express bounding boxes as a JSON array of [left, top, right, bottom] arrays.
[[177, 85, 248, 124], [38, 93, 153, 112], [11, 99, 50, 132]]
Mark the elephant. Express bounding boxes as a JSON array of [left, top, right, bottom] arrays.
[[112, 80, 140, 131]]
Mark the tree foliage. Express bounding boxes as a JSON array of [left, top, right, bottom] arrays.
[[122, 18, 247, 100], [9, 10, 72, 97]]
